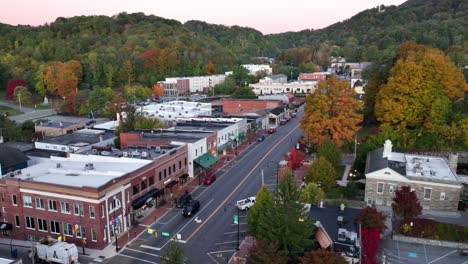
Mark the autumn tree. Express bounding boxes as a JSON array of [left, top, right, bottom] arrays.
[[317, 139, 341, 167], [300, 76, 362, 147], [361, 228, 379, 264], [300, 183, 325, 205], [160, 241, 185, 264], [124, 85, 152, 103], [301, 249, 347, 264], [392, 185, 422, 220], [246, 240, 288, 264], [206, 61, 216, 75], [34, 61, 82, 99], [286, 147, 306, 170], [13, 86, 32, 106], [375, 42, 468, 148], [357, 207, 387, 231], [152, 83, 164, 100], [305, 157, 336, 192], [5, 79, 26, 100]]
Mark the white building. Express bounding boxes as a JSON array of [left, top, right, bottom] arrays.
[[165, 74, 227, 94], [250, 81, 317, 95], [259, 74, 288, 84], [241, 64, 273, 76], [139, 101, 212, 121]]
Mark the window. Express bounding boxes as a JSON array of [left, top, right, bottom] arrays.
[[159, 172, 162, 181], [76, 225, 85, 238], [36, 198, 45, 209], [424, 188, 432, 200], [164, 169, 166, 178], [377, 183, 384, 194], [12, 195, 17, 206], [74, 204, 84, 216], [149, 176, 154, 186], [185, 158, 187, 166], [48, 200, 57, 211], [0, 192, 4, 202], [169, 166, 172, 175], [15, 216, 20, 227], [23, 196, 33, 207], [89, 206, 95, 218], [110, 198, 121, 211], [51, 221, 60, 234], [367, 197, 372, 206], [91, 228, 97, 241], [179, 161, 182, 169], [61, 202, 70, 214], [26, 216, 35, 229], [38, 219, 47, 231], [173, 164, 176, 172], [440, 192, 446, 200], [63, 223, 73, 236], [141, 180, 147, 191], [389, 185, 395, 194]]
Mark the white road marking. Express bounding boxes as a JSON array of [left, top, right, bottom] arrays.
[[428, 250, 457, 264], [138, 224, 150, 227], [215, 240, 239, 245], [223, 231, 247, 234], [140, 245, 161, 251], [207, 249, 236, 254], [118, 253, 158, 263], [125, 247, 160, 257]]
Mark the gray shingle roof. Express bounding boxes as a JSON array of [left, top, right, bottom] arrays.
[[0, 145, 28, 168]]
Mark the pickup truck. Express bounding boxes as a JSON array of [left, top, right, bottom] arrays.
[[236, 196, 256, 210]]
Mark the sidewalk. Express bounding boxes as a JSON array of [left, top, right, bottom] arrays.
[[228, 236, 254, 264]]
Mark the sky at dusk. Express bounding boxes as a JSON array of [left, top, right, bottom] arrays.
[[1, 0, 407, 34]]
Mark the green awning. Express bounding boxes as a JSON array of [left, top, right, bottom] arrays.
[[238, 132, 245, 139], [218, 143, 229, 152], [194, 153, 218, 169]]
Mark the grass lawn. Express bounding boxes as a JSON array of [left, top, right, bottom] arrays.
[[335, 164, 345, 180], [0, 105, 23, 116]]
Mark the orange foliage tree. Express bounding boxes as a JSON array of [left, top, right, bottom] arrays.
[[300, 76, 362, 147], [152, 83, 164, 100]]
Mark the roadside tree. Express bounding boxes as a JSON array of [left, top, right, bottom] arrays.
[[247, 185, 274, 239], [304, 157, 336, 192], [317, 139, 341, 167], [300, 183, 325, 205], [300, 76, 362, 147], [392, 185, 422, 220], [160, 241, 185, 264]]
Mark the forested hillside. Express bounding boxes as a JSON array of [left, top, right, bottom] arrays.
[[0, 0, 466, 94]]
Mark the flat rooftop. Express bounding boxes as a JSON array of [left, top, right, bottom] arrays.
[[402, 154, 457, 181], [139, 100, 212, 120], [35, 120, 83, 128], [40, 130, 115, 145], [6, 154, 151, 188], [81, 145, 180, 160], [128, 130, 211, 143]]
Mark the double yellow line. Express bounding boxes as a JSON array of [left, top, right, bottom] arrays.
[[186, 124, 300, 241]]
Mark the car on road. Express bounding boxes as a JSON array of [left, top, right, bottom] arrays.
[[236, 196, 256, 210], [176, 192, 192, 208], [182, 200, 200, 217], [203, 173, 217, 185], [257, 135, 265, 142], [279, 119, 287, 125], [267, 126, 277, 134], [285, 116, 292, 122]]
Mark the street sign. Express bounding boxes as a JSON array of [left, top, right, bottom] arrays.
[[162, 232, 170, 237], [176, 234, 181, 240], [147, 228, 153, 234], [233, 214, 238, 224], [115, 217, 120, 226]]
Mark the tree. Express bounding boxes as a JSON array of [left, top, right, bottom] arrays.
[[300, 76, 362, 147], [304, 157, 336, 192], [257, 172, 316, 261], [248, 185, 274, 238], [357, 207, 387, 231], [361, 228, 380, 264], [301, 249, 347, 264], [392, 185, 422, 220], [300, 183, 325, 205], [160, 241, 185, 264], [124, 85, 152, 103], [152, 83, 164, 100], [134, 115, 165, 130], [13, 86, 33, 106], [286, 148, 305, 171], [375, 42, 468, 134], [56, 60, 82, 98], [232, 86, 256, 99], [317, 139, 341, 167], [5, 79, 26, 100], [247, 240, 288, 264]]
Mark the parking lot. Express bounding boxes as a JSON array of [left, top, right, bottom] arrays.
[[377, 239, 468, 264]]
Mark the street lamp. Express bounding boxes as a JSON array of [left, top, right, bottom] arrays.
[[354, 134, 359, 158], [236, 206, 240, 251]]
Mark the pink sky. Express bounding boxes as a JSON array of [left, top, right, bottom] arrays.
[[1, 0, 406, 34]]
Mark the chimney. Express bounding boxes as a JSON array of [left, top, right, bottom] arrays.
[[99, 135, 103, 142], [383, 139, 392, 158], [448, 153, 458, 173]]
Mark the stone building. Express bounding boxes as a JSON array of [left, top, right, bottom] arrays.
[[365, 140, 462, 211]]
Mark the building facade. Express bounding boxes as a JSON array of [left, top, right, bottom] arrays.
[[365, 140, 462, 211]]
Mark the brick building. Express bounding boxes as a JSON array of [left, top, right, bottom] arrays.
[[364, 140, 462, 211], [221, 99, 282, 115], [0, 145, 188, 250]]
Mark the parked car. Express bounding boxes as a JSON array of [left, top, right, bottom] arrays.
[[176, 192, 192, 208], [267, 126, 277, 134], [182, 200, 200, 217], [203, 173, 217, 185], [285, 116, 292, 122], [257, 135, 265, 142], [279, 120, 287, 125]]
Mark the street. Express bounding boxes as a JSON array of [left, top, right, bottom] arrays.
[[103, 110, 304, 264]]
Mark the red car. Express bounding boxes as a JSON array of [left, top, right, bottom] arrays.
[[279, 120, 287, 125], [203, 173, 217, 185]]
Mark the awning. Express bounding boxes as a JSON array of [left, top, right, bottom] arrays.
[[165, 180, 179, 189], [179, 173, 189, 179], [0, 222, 12, 231], [237, 132, 245, 140], [131, 188, 160, 209], [316, 227, 332, 249], [194, 153, 218, 169]]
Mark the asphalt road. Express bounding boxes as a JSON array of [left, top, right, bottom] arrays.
[[106, 109, 304, 264]]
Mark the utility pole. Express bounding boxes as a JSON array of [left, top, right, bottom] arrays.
[[18, 92, 22, 113], [236, 207, 240, 251]]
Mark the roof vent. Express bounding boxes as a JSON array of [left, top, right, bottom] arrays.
[[85, 163, 94, 170], [122, 152, 128, 157], [56, 163, 62, 168]]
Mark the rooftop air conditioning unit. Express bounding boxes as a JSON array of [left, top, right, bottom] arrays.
[[141, 152, 148, 158], [85, 163, 94, 170], [56, 163, 62, 168], [16, 170, 22, 175], [122, 152, 128, 157]]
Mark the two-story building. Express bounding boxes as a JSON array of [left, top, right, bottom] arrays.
[[365, 140, 462, 211]]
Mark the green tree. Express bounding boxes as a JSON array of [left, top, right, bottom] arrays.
[[305, 157, 336, 192], [300, 183, 325, 205], [81, 87, 114, 117], [134, 115, 165, 130], [160, 241, 185, 264], [257, 172, 316, 261], [300, 76, 362, 147], [233, 86, 256, 99], [317, 139, 341, 167], [13, 86, 33, 106], [248, 185, 274, 238]]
